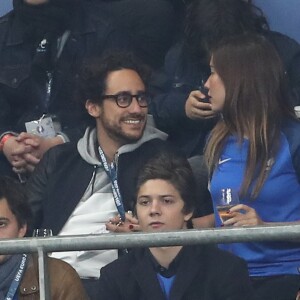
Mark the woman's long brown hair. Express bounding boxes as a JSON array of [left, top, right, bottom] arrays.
[[205, 34, 292, 199]]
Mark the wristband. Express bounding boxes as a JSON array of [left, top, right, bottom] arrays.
[[0, 134, 14, 152]]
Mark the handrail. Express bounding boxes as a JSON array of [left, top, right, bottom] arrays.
[[2, 224, 300, 300], [1, 224, 300, 254]]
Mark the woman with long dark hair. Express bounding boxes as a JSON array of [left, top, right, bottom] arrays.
[[204, 33, 300, 300]]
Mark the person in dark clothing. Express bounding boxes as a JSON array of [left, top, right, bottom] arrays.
[[0, 0, 176, 180], [0, 0, 131, 180], [151, 0, 300, 157], [97, 151, 256, 300]]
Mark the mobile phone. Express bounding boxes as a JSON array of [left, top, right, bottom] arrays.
[[199, 84, 211, 103]]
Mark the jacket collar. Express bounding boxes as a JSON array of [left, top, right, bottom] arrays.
[[117, 118, 168, 156], [131, 246, 206, 300], [131, 248, 167, 300], [77, 121, 168, 166], [19, 254, 40, 296], [170, 246, 206, 300]]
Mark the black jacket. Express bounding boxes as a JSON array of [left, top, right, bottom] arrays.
[[98, 245, 256, 300], [26, 128, 213, 233], [0, 3, 128, 140], [26, 137, 173, 233]]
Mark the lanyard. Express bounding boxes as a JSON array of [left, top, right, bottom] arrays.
[[98, 147, 126, 221], [5, 254, 27, 300]]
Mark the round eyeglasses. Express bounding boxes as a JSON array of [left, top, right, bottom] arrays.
[[102, 92, 151, 108]]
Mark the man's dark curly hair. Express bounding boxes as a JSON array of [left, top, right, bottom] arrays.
[[79, 51, 150, 105], [77, 51, 151, 126]]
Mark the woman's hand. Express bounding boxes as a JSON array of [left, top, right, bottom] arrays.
[[185, 90, 215, 120], [223, 204, 265, 227], [106, 211, 140, 233]]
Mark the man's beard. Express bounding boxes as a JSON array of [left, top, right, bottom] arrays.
[[100, 112, 147, 147]]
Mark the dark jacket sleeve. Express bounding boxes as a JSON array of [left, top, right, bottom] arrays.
[[216, 257, 256, 300], [205, 247, 257, 300], [0, 15, 13, 135], [150, 43, 215, 157], [98, 265, 123, 300], [267, 31, 300, 107], [0, 90, 14, 135], [25, 143, 73, 230], [188, 155, 213, 216], [150, 43, 199, 133], [26, 148, 52, 229], [282, 119, 300, 183]]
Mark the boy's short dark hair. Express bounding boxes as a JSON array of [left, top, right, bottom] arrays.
[[136, 150, 197, 216], [0, 176, 32, 229]]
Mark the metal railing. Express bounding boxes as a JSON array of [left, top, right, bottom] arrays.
[[1, 224, 300, 299]]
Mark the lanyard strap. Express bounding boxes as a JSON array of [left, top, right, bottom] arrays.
[[5, 254, 27, 300], [98, 147, 126, 221]]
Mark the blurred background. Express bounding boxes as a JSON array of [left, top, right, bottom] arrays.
[[0, 0, 299, 43], [0, 1, 12, 17]]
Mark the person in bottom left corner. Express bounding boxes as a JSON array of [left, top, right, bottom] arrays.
[[0, 176, 88, 300]]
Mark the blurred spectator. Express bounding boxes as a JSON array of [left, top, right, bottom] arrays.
[[0, 176, 87, 299], [0, 0, 129, 179], [96, 0, 176, 69], [205, 33, 300, 300], [151, 0, 300, 157], [0, 0, 175, 180]]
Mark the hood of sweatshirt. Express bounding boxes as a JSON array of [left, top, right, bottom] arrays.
[[77, 121, 168, 166]]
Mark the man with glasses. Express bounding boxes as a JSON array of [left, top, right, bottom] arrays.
[[26, 51, 170, 299], [0, 0, 132, 180], [0, 0, 175, 180]]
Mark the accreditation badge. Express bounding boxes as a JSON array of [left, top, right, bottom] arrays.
[[25, 114, 56, 138]]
